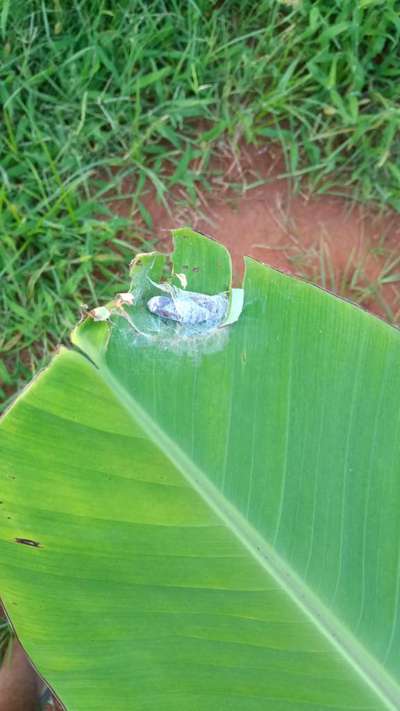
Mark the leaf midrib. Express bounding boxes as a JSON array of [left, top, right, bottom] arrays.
[[97, 356, 400, 711]]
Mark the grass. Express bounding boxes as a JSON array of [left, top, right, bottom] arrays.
[[287, 236, 400, 321], [0, 615, 11, 661], [1, 0, 400, 410]]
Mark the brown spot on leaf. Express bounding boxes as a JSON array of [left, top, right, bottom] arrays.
[[15, 538, 40, 548]]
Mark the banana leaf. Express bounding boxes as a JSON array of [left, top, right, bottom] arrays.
[[1, 228, 400, 710]]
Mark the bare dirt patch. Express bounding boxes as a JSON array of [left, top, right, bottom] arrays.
[[107, 143, 400, 323]]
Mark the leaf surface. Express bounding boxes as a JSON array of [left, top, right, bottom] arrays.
[[1, 230, 400, 709]]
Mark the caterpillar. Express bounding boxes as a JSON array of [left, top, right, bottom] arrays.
[[147, 288, 228, 326]]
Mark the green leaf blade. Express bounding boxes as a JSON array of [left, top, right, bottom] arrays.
[[1, 233, 400, 709]]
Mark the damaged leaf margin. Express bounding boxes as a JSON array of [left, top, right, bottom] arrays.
[[72, 228, 244, 362]]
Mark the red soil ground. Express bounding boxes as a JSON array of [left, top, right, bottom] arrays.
[[108, 143, 400, 323]]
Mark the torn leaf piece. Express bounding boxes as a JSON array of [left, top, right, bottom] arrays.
[[147, 288, 228, 326], [172, 227, 231, 294], [221, 288, 245, 327], [129, 252, 166, 301]]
